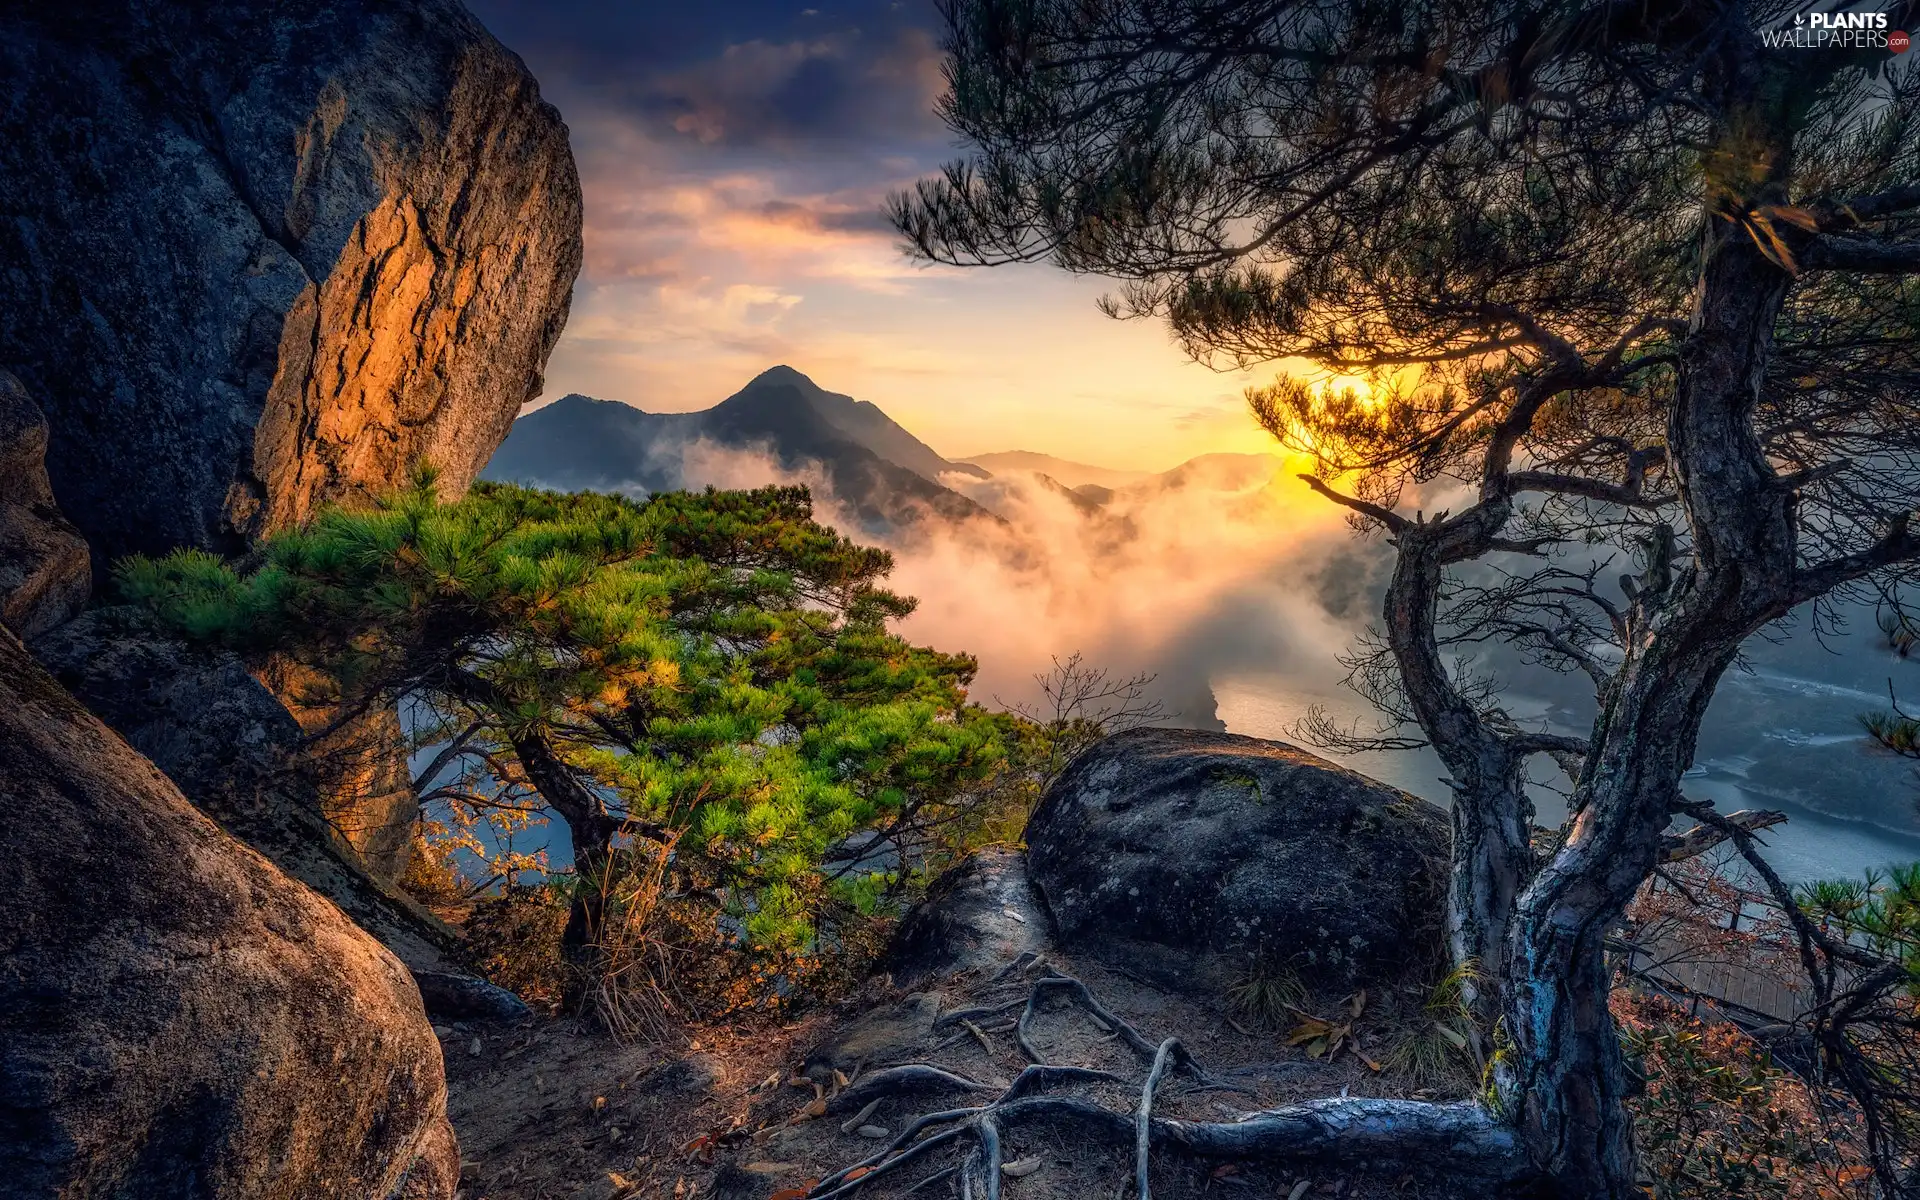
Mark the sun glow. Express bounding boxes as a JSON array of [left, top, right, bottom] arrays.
[[1310, 373, 1380, 404]]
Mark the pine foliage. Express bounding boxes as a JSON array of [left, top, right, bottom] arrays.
[[120, 473, 1007, 955]]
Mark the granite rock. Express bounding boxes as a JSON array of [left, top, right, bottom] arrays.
[[0, 625, 458, 1197], [0, 369, 89, 636], [0, 0, 582, 564], [1025, 727, 1451, 994]]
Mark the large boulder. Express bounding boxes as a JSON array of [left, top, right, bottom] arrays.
[[1025, 727, 1450, 993], [0, 0, 583, 564], [885, 848, 1051, 987], [0, 626, 457, 1197], [0, 369, 89, 636]]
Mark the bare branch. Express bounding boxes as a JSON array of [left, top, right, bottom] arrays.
[[1804, 233, 1920, 274], [1659, 808, 1788, 863], [1794, 511, 1919, 602], [1297, 475, 1410, 532]]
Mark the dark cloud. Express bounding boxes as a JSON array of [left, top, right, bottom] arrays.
[[468, 0, 946, 153], [645, 28, 943, 148]]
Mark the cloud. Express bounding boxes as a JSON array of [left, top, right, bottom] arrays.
[[469, 0, 1312, 470], [565, 108, 932, 290], [588, 438, 1375, 726], [644, 29, 945, 149]]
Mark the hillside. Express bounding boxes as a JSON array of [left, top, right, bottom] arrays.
[[959, 450, 1150, 490], [483, 366, 995, 532], [488, 369, 1298, 535]]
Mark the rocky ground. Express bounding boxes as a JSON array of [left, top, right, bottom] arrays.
[[444, 960, 1471, 1200], [443, 849, 1474, 1200]]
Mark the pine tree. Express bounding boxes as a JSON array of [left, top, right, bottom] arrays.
[[119, 475, 1007, 964]]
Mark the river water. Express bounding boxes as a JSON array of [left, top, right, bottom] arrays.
[[1213, 672, 1920, 886]]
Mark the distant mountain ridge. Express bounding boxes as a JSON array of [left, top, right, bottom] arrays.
[[483, 365, 1289, 533], [958, 451, 1148, 491], [483, 366, 994, 532]]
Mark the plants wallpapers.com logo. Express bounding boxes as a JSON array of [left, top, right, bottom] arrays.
[[1761, 8, 1911, 50]]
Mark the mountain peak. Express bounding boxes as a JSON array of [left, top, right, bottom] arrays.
[[745, 364, 816, 389]]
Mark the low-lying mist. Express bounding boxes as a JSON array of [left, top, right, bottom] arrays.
[[502, 433, 1920, 879], [633, 438, 1394, 726]]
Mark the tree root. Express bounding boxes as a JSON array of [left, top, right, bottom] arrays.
[[827, 1065, 1000, 1114], [802, 966, 1532, 1199]]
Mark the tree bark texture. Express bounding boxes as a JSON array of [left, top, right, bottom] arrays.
[[1501, 114, 1802, 1195]]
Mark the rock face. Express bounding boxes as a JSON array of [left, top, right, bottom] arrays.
[[259, 656, 421, 883], [34, 607, 460, 975], [0, 0, 583, 564], [886, 848, 1051, 987], [0, 369, 89, 636], [1026, 727, 1450, 993], [0, 626, 457, 1198]]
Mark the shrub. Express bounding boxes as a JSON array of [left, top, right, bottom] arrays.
[[1618, 994, 1867, 1199]]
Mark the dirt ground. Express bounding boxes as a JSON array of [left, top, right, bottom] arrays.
[[442, 947, 1483, 1200]]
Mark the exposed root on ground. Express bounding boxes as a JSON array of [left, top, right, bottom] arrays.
[[804, 962, 1532, 1199]]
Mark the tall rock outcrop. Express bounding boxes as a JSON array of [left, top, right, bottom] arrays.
[[0, 0, 583, 565], [0, 626, 457, 1198], [0, 369, 89, 636]]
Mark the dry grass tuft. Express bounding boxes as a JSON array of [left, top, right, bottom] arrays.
[[1226, 960, 1309, 1030]]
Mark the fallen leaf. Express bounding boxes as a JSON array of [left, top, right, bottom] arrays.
[[846, 1166, 873, 1181], [856, 1124, 890, 1139], [1001, 1158, 1043, 1177], [1210, 1163, 1240, 1179], [1288, 1180, 1313, 1200], [678, 1132, 716, 1163], [832, 1068, 851, 1089], [804, 1096, 828, 1118], [769, 1192, 810, 1200]]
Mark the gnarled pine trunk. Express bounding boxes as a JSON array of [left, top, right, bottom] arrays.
[[1502, 636, 1738, 1196], [1385, 520, 1537, 1020], [1501, 120, 1800, 1194]]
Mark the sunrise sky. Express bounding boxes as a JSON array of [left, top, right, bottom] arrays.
[[465, 0, 1287, 471]]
